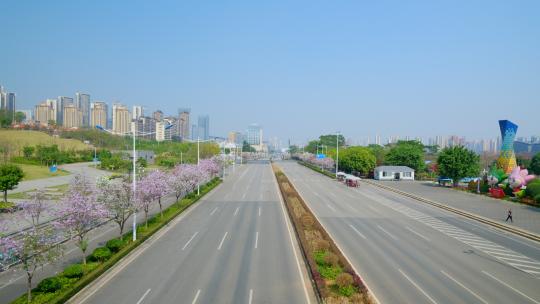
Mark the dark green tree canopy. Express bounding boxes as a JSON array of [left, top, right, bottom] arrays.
[[242, 141, 256, 153], [437, 146, 480, 187], [338, 146, 376, 175], [385, 140, 425, 172], [367, 144, 387, 166], [0, 163, 25, 202], [530, 153, 540, 175]]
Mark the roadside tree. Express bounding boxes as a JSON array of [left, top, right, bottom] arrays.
[[338, 147, 376, 175], [530, 152, 540, 175], [0, 163, 24, 202], [97, 177, 135, 238], [437, 146, 480, 187], [385, 140, 426, 172], [56, 175, 107, 264], [0, 193, 63, 302]]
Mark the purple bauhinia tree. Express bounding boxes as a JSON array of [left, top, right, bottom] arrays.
[[136, 175, 156, 229], [96, 176, 135, 239], [145, 170, 169, 218], [1, 192, 63, 302], [56, 175, 107, 264]]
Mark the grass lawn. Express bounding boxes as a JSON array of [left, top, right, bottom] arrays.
[[8, 183, 70, 200], [14, 163, 70, 181], [0, 129, 90, 156]]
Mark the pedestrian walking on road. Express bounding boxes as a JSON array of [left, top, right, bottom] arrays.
[[505, 208, 513, 223]]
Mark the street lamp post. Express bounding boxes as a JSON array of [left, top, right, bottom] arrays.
[[336, 132, 340, 179], [96, 123, 173, 241]]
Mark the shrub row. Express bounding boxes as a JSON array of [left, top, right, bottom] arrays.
[[11, 177, 222, 304], [298, 161, 336, 179], [273, 166, 372, 304]]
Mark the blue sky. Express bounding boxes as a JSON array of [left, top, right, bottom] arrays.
[[1, 0, 539, 144]]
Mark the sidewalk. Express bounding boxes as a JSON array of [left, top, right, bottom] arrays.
[[369, 180, 540, 236], [10, 162, 111, 194]]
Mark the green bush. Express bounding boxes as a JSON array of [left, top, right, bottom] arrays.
[[106, 239, 125, 253], [525, 182, 540, 198], [535, 194, 540, 204], [90, 247, 112, 262], [338, 285, 356, 297], [314, 251, 327, 266], [62, 264, 84, 278], [504, 184, 514, 196], [36, 277, 63, 293], [318, 265, 342, 280]]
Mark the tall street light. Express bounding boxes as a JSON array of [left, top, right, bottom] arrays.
[[336, 132, 340, 179], [96, 123, 174, 241]]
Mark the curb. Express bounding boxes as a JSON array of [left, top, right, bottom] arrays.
[[362, 179, 540, 243]]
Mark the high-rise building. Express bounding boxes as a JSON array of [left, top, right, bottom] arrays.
[[0, 86, 6, 110], [6, 92, 15, 113], [178, 108, 190, 140], [197, 115, 209, 140], [134, 116, 156, 139], [34, 101, 56, 126], [133, 106, 143, 120], [57, 96, 74, 125], [63, 103, 83, 128], [247, 124, 263, 146], [112, 104, 130, 135], [90, 102, 108, 128], [155, 120, 173, 142], [76, 92, 91, 126], [153, 110, 163, 121]]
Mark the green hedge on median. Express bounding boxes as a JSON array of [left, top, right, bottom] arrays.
[[298, 161, 336, 179], [11, 177, 221, 304]]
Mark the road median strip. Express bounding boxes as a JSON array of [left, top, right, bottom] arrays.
[[362, 179, 540, 243], [273, 164, 376, 304]]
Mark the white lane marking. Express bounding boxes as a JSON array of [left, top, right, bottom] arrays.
[[406, 227, 430, 242], [255, 232, 259, 249], [210, 207, 218, 215], [506, 262, 540, 270], [258, 207, 261, 217], [377, 225, 397, 240], [326, 204, 337, 212], [234, 207, 239, 216], [363, 188, 540, 277], [482, 271, 540, 304], [192, 289, 201, 304], [217, 232, 229, 250], [441, 270, 488, 304], [348, 224, 367, 240], [182, 232, 199, 250], [136, 289, 151, 304], [272, 167, 312, 304], [249, 289, 253, 304], [399, 269, 438, 304]]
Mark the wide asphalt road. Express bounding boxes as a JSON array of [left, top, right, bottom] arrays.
[[80, 161, 314, 304], [279, 161, 540, 304]]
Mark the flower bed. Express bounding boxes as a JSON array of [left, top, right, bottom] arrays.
[[10, 177, 221, 304], [273, 165, 373, 304]]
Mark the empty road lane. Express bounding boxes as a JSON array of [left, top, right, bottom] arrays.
[[79, 161, 314, 304], [279, 161, 540, 304]]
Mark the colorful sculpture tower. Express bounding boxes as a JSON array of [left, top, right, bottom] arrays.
[[497, 120, 518, 174]]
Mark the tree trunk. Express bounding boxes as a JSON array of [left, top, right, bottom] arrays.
[[453, 180, 459, 187], [3, 190, 7, 203], [27, 272, 32, 303], [119, 221, 125, 239], [159, 197, 163, 219], [145, 211, 148, 229]]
